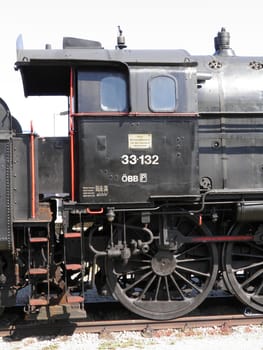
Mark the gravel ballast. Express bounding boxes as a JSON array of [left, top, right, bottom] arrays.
[[1, 325, 263, 349]]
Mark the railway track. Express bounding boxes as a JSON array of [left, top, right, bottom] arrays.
[[0, 311, 263, 340], [0, 298, 263, 340]]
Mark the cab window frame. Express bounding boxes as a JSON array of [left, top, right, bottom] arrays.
[[148, 75, 177, 112], [77, 69, 128, 113]]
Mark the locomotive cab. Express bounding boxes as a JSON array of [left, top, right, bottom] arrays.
[[16, 42, 201, 207], [75, 62, 200, 206]]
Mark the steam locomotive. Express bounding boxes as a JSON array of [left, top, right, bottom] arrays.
[[0, 28, 263, 320]]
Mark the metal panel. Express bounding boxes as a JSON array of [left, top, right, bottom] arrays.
[[0, 140, 12, 250], [225, 134, 263, 189], [130, 67, 197, 113], [199, 114, 263, 190], [198, 116, 223, 189], [76, 116, 199, 205], [38, 137, 70, 195], [196, 56, 263, 113], [13, 137, 31, 219]]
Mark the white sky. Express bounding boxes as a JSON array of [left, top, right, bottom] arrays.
[[1, 0, 263, 136]]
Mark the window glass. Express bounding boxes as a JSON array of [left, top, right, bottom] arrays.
[[101, 76, 127, 111], [149, 76, 176, 112], [77, 71, 127, 112]]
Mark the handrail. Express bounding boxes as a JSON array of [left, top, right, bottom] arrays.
[[69, 68, 75, 201], [30, 121, 36, 218]]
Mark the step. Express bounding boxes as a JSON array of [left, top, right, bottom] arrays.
[[29, 268, 48, 275], [66, 295, 84, 304], [64, 232, 81, 239], [29, 298, 49, 306], [65, 264, 82, 271], [29, 237, 49, 243]]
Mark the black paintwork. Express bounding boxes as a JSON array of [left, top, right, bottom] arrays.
[[0, 29, 263, 318]]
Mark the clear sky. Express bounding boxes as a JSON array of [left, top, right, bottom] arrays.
[[1, 0, 263, 136]]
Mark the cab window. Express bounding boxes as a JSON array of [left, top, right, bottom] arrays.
[[101, 76, 127, 111], [77, 71, 128, 112], [148, 76, 177, 112]]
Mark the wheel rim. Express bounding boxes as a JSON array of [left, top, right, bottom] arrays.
[[223, 223, 263, 312], [105, 216, 218, 320]]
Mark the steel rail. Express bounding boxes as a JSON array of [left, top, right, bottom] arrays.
[[1, 313, 263, 339]]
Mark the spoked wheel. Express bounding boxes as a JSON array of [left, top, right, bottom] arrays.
[[223, 223, 263, 312], [105, 215, 218, 320]]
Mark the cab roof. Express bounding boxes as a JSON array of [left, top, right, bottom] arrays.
[[15, 37, 195, 97]]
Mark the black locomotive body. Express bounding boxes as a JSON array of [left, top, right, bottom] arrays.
[[1, 28, 263, 320]]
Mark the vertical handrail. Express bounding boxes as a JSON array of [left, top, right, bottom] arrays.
[[30, 121, 36, 218], [69, 68, 75, 201]]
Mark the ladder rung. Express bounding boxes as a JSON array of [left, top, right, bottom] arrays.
[[29, 237, 48, 243], [67, 295, 84, 304], [29, 298, 49, 306], [29, 268, 48, 275], [64, 232, 81, 239], [65, 264, 82, 271]]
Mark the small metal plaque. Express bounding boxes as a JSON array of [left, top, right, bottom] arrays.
[[128, 134, 152, 149]]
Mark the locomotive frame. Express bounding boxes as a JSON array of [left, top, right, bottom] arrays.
[[0, 28, 263, 320]]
